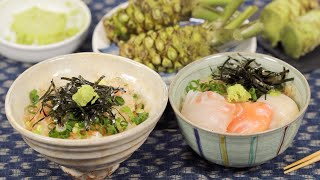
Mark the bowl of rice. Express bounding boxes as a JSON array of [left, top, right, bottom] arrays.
[[5, 53, 168, 178], [169, 52, 310, 167]]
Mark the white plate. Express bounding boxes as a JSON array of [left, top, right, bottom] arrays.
[[92, 2, 257, 85]]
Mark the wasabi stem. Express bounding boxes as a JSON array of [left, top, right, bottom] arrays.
[[192, 6, 221, 22], [219, 0, 244, 26], [225, 6, 258, 29], [210, 21, 263, 47], [196, 0, 231, 6]]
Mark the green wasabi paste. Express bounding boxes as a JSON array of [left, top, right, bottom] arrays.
[[72, 85, 99, 107], [11, 7, 80, 45]]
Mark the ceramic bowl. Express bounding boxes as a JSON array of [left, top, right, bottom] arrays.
[[91, 2, 257, 85], [0, 0, 91, 62], [169, 52, 310, 167], [5, 53, 168, 179]]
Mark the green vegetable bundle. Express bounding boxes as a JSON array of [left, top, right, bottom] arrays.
[[260, 0, 318, 46], [119, 5, 262, 73], [281, 9, 320, 59], [103, 0, 258, 42]]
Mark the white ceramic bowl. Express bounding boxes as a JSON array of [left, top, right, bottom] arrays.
[[0, 0, 91, 62], [91, 2, 257, 85], [5, 53, 168, 179], [169, 52, 310, 167]]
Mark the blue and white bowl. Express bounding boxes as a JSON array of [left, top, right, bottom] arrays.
[[169, 52, 310, 167]]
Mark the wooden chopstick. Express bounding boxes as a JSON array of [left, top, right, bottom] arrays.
[[284, 150, 320, 174]]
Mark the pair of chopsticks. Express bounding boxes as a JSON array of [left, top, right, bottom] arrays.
[[284, 150, 320, 174]]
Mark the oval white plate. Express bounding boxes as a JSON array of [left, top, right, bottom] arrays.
[[92, 2, 257, 85]]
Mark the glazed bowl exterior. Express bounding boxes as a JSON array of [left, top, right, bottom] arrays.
[[0, 0, 91, 62], [169, 52, 310, 167], [5, 53, 168, 178]]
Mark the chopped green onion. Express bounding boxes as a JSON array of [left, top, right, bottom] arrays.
[[249, 87, 257, 101], [102, 117, 111, 125], [49, 127, 71, 139], [55, 124, 66, 132], [132, 112, 149, 125], [120, 106, 135, 119], [106, 124, 117, 135], [29, 89, 39, 105], [115, 96, 125, 106], [186, 80, 200, 92], [26, 104, 37, 114], [185, 79, 227, 95], [120, 120, 128, 128]]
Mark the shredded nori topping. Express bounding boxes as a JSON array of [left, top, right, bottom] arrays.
[[212, 54, 294, 98], [33, 75, 125, 129]]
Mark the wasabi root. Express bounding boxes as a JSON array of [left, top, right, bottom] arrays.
[[260, 0, 318, 47], [280, 10, 320, 59]]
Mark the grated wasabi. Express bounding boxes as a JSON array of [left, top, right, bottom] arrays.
[[11, 7, 80, 45]]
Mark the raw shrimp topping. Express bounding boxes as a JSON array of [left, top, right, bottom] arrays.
[[25, 76, 149, 139], [182, 55, 298, 134]]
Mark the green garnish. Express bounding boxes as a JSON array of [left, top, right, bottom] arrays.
[[249, 87, 257, 101], [116, 117, 128, 132], [28, 75, 149, 139], [33, 75, 126, 130], [48, 121, 79, 139], [120, 106, 135, 119], [212, 55, 294, 98], [186, 79, 227, 95], [49, 127, 71, 139], [29, 89, 39, 105], [72, 85, 100, 106], [106, 124, 117, 135], [26, 104, 38, 114], [227, 84, 251, 102], [132, 112, 149, 125], [120, 105, 148, 125], [268, 89, 281, 96], [115, 96, 125, 106]]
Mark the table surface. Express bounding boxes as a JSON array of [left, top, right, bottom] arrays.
[[1, 0, 319, 179]]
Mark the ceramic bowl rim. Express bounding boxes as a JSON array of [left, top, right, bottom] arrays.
[[169, 52, 311, 137], [5, 52, 168, 146], [0, 0, 92, 51]]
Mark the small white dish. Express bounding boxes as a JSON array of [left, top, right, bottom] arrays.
[[92, 2, 257, 85], [0, 0, 91, 62]]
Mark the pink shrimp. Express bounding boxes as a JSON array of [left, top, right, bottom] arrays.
[[227, 102, 273, 134]]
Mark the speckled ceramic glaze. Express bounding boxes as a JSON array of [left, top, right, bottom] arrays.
[[5, 53, 168, 179], [169, 52, 310, 167]]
